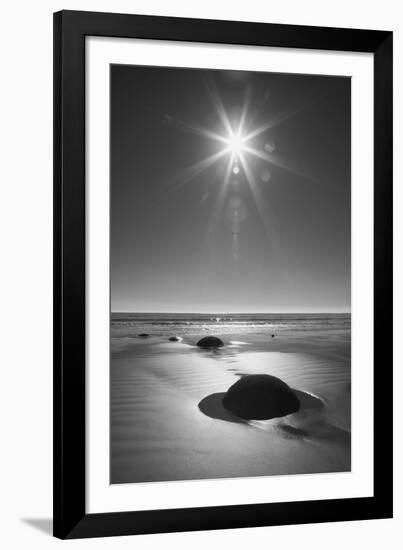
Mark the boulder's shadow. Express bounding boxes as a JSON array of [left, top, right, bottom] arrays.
[[198, 388, 350, 445], [198, 393, 245, 424], [198, 388, 324, 424]]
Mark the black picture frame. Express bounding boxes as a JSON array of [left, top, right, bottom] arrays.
[[53, 9, 393, 539]]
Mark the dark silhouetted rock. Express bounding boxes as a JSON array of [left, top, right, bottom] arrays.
[[222, 374, 300, 420], [138, 333, 150, 338], [197, 336, 224, 348], [169, 336, 180, 342]]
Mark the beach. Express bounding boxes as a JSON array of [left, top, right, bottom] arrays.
[[110, 314, 351, 484]]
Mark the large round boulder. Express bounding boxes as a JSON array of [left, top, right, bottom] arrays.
[[197, 336, 224, 348], [222, 374, 300, 420]]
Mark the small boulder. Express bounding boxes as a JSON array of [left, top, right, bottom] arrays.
[[197, 336, 224, 348], [222, 374, 300, 420]]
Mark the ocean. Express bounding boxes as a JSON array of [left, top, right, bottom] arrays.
[[111, 312, 350, 339]]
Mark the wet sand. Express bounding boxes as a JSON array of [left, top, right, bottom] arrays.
[[110, 329, 350, 484]]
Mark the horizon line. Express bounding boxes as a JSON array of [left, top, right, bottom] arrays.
[[111, 310, 351, 315]]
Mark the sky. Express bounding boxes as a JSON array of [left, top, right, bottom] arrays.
[[110, 65, 350, 313]]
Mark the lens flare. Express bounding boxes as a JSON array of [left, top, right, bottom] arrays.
[[162, 81, 309, 255]]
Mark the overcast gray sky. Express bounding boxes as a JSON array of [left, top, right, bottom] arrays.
[[110, 65, 350, 313]]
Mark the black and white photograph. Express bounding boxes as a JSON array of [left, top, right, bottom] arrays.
[[110, 65, 351, 484], [0, 0, 397, 545]]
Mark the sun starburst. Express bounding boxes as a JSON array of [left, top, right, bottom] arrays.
[[162, 80, 310, 246]]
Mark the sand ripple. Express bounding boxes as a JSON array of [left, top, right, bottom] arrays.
[[111, 338, 350, 484]]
